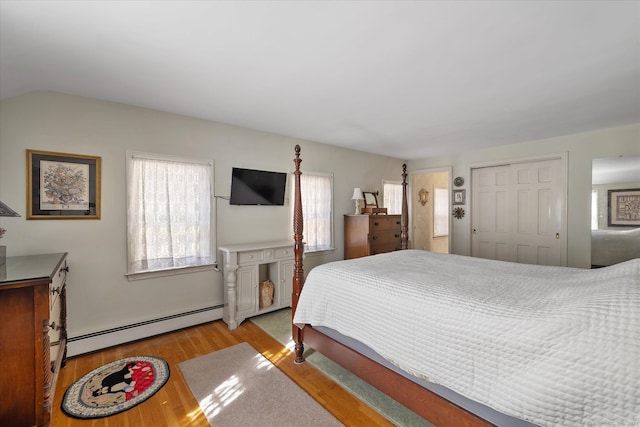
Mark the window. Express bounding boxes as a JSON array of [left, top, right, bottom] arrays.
[[591, 190, 598, 230], [298, 172, 333, 252], [434, 188, 449, 237], [383, 181, 403, 215], [126, 151, 214, 276]]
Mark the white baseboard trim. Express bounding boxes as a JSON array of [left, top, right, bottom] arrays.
[[67, 306, 223, 357]]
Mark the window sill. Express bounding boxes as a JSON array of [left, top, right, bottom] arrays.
[[126, 263, 218, 281], [304, 247, 336, 256]]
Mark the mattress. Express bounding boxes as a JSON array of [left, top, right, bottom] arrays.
[[294, 250, 640, 427]]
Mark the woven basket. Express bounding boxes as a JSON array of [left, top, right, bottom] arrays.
[[259, 280, 274, 309]]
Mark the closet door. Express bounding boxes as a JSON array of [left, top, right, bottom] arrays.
[[471, 165, 511, 261], [511, 159, 565, 265], [471, 158, 566, 266]]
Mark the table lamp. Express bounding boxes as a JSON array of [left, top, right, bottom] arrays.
[[0, 200, 21, 265], [351, 187, 363, 215]]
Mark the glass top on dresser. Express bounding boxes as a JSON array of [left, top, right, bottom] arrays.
[[0, 253, 67, 285]]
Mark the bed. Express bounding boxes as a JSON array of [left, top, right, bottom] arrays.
[[290, 145, 640, 427], [591, 227, 640, 267]]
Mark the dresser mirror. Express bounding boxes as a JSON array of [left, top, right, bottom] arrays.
[[363, 191, 379, 208], [591, 155, 640, 267]]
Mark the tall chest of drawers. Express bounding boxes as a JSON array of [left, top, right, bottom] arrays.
[[0, 253, 68, 427], [344, 214, 402, 259]]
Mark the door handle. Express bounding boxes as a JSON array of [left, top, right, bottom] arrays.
[[556, 233, 560, 239]]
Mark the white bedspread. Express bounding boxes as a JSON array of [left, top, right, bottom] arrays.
[[293, 250, 640, 427]]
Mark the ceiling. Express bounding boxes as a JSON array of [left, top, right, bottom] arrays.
[[592, 155, 640, 185], [1, 1, 639, 160]]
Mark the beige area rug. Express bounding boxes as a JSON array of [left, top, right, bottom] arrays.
[[251, 308, 434, 427], [179, 342, 343, 427]]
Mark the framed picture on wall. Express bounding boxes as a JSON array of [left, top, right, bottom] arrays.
[[27, 149, 101, 219], [607, 188, 640, 227], [452, 189, 466, 205]]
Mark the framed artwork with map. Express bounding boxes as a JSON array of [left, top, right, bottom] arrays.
[[27, 149, 101, 219]]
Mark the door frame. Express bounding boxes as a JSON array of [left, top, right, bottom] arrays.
[[468, 152, 568, 265], [409, 166, 452, 254]]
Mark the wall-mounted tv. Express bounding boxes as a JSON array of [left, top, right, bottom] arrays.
[[229, 167, 287, 206]]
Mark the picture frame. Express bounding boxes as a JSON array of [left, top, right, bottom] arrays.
[[607, 188, 640, 227], [27, 149, 101, 219], [363, 191, 379, 208], [452, 189, 466, 205]]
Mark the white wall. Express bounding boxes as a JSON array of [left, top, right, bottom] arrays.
[[2, 91, 637, 351], [0, 91, 405, 350], [408, 124, 640, 268]]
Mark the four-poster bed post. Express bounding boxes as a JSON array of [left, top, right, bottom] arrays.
[[290, 145, 494, 427], [292, 144, 305, 364]]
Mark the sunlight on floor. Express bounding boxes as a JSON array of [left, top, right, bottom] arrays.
[[284, 338, 296, 352], [262, 343, 294, 365], [186, 407, 205, 425], [254, 353, 274, 370], [200, 374, 244, 419]]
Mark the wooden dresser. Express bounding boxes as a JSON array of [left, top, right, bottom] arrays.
[[0, 253, 68, 427], [344, 214, 402, 259]]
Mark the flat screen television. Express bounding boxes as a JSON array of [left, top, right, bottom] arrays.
[[229, 167, 287, 206]]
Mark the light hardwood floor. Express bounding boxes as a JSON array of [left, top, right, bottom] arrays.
[[51, 319, 394, 426]]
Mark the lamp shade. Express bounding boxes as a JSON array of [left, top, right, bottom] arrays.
[[0, 201, 20, 217], [351, 188, 363, 200]]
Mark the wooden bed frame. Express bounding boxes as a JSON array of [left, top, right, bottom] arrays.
[[291, 144, 494, 427]]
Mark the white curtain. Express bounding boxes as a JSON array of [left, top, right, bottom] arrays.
[[591, 190, 598, 230], [128, 156, 212, 273], [383, 181, 403, 215], [301, 173, 332, 251], [434, 188, 449, 237]]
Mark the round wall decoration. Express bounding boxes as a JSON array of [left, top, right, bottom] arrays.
[[453, 176, 464, 187], [452, 207, 465, 219], [61, 355, 169, 419]]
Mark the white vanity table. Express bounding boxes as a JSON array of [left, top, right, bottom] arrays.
[[219, 240, 294, 329]]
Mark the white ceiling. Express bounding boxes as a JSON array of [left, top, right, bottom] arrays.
[[1, 1, 639, 159], [592, 155, 640, 185]]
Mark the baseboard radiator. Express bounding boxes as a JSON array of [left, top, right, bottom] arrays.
[[67, 305, 223, 357]]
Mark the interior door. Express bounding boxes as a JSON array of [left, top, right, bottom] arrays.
[[471, 158, 566, 266], [471, 165, 510, 261], [511, 159, 565, 265]]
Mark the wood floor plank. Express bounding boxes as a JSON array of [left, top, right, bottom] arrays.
[[51, 318, 394, 426]]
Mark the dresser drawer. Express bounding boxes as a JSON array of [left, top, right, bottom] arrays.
[[49, 287, 64, 363], [370, 230, 401, 245], [370, 230, 401, 254], [369, 216, 401, 232], [238, 250, 264, 264], [274, 247, 294, 259], [50, 258, 67, 310], [370, 241, 401, 255]]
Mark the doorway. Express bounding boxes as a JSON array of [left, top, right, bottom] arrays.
[[411, 168, 450, 254]]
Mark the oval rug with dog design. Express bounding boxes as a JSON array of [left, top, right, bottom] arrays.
[[61, 355, 170, 419]]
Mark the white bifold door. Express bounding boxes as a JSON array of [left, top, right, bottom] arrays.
[[471, 158, 567, 266]]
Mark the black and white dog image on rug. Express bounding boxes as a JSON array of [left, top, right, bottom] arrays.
[[92, 362, 139, 396]]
